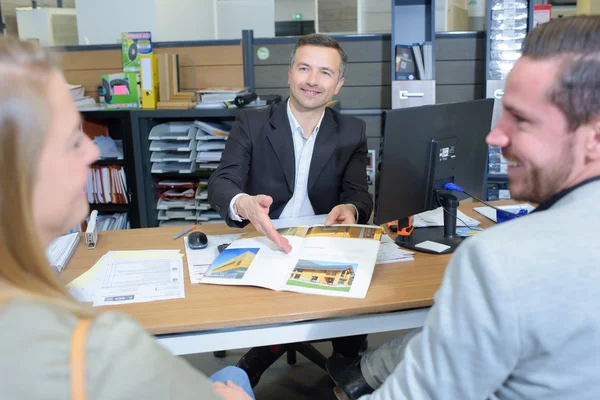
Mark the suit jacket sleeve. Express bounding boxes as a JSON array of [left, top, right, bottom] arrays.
[[340, 120, 373, 224], [208, 111, 252, 228]]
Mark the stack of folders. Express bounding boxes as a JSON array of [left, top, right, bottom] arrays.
[[96, 213, 130, 231], [195, 87, 249, 109], [194, 120, 230, 170], [150, 122, 198, 174], [70, 212, 130, 232], [87, 165, 128, 204], [156, 180, 223, 226], [395, 43, 433, 81], [46, 232, 80, 273]]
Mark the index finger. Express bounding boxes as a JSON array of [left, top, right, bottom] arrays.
[[259, 217, 292, 253]]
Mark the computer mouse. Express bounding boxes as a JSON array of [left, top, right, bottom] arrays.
[[188, 231, 208, 250]]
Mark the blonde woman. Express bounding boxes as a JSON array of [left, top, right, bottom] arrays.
[[0, 37, 254, 400]]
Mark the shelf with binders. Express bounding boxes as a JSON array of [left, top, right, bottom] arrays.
[[391, 0, 436, 109], [81, 110, 141, 229], [131, 109, 243, 228]]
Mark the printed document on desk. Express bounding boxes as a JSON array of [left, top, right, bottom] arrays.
[[413, 207, 480, 228], [66, 250, 185, 306], [184, 234, 242, 284], [200, 224, 383, 299]]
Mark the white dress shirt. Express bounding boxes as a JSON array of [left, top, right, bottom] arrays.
[[229, 100, 357, 222], [229, 100, 323, 221]]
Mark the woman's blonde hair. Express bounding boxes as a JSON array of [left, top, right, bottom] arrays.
[[0, 37, 92, 317]]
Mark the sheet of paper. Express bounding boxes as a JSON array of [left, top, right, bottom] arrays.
[[473, 204, 535, 222], [413, 207, 480, 228], [415, 240, 450, 253], [272, 214, 328, 229], [184, 234, 242, 284], [376, 243, 414, 264], [67, 250, 183, 305], [93, 255, 184, 307]]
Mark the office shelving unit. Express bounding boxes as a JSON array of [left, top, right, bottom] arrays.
[[82, 110, 141, 229], [483, 0, 548, 201], [390, 0, 436, 110], [131, 109, 242, 228]]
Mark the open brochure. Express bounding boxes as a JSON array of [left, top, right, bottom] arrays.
[[199, 224, 383, 298]]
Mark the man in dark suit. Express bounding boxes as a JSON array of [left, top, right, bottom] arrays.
[[208, 34, 372, 253], [208, 33, 372, 385]]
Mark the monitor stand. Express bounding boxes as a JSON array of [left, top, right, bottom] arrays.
[[395, 192, 464, 255]]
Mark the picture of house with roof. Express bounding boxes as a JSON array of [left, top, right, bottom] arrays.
[[286, 259, 358, 292], [305, 226, 382, 241], [206, 248, 259, 280]]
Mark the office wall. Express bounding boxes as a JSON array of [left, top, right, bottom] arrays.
[[216, 0, 275, 39], [253, 33, 485, 151], [358, 0, 391, 34], [76, 0, 157, 45], [318, 0, 357, 33], [154, 0, 216, 42], [58, 42, 244, 100], [275, 0, 315, 21]]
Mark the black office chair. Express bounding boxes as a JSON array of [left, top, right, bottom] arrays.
[[214, 335, 367, 388]]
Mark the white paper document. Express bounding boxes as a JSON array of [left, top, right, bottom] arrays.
[[46, 232, 80, 272], [377, 243, 414, 264], [93, 256, 184, 306], [413, 207, 480, 228], [199, 224, 383, 299], [66, 250, 185, 307], [473, 204, 535, 222], [184, 234, 242, 284]]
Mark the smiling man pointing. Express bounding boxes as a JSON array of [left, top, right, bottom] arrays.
[[209, 34, 372, 252]]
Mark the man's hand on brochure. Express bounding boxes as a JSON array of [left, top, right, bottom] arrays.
[[325, 204, 357, 226], [212, 380, 253, 400], [235, 194, 292, 253]]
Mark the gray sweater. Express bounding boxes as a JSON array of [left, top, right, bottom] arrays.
[[0, 299, 221, 400], [362, 180, 600, 400]]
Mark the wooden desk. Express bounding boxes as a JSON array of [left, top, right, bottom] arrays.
[[62, 202, 508, 355]]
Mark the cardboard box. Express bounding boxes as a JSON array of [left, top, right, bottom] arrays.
[[121, 32, 152, 72]]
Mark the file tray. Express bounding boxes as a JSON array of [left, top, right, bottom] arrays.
[[196, 187, 208, 200], [151, 150, 197, 163], [149, 139, 195, 152], [157, 197, 196, 210], [197, 141, 226, 151], [151, 161, 197, 174], [157, 209, 198, 221], [148, 122, 195, 140], [196, 151, 222, 163]]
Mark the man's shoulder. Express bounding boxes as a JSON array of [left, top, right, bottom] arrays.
[[327, 106, 364, 124], [238, 102, 282, 123]]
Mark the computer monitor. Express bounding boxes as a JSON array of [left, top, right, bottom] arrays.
[[374, 98, 494, 254]]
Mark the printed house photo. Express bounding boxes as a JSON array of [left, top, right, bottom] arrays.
[[205, 248, 259, 280], [286, 259, 358, 292], [305, 226, 382, 241]]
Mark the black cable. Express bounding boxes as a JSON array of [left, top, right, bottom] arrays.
[[436, 192, 480, 231], [461, 189, 524, 217]]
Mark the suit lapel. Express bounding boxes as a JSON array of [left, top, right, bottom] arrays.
[[267, 103, 295, 192], [308, 108, 339, 192]]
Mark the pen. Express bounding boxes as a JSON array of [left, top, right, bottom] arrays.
[[172, 225, 196, 240]]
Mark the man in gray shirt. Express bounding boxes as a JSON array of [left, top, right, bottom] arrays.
[[327, 15, 600, 400]]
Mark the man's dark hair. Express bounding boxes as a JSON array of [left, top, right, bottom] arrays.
[[522, 15, 600, 131], [289, 34, 348, 80]]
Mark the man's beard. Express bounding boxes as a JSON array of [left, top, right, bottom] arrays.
[[510, 142, 574, 204]]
